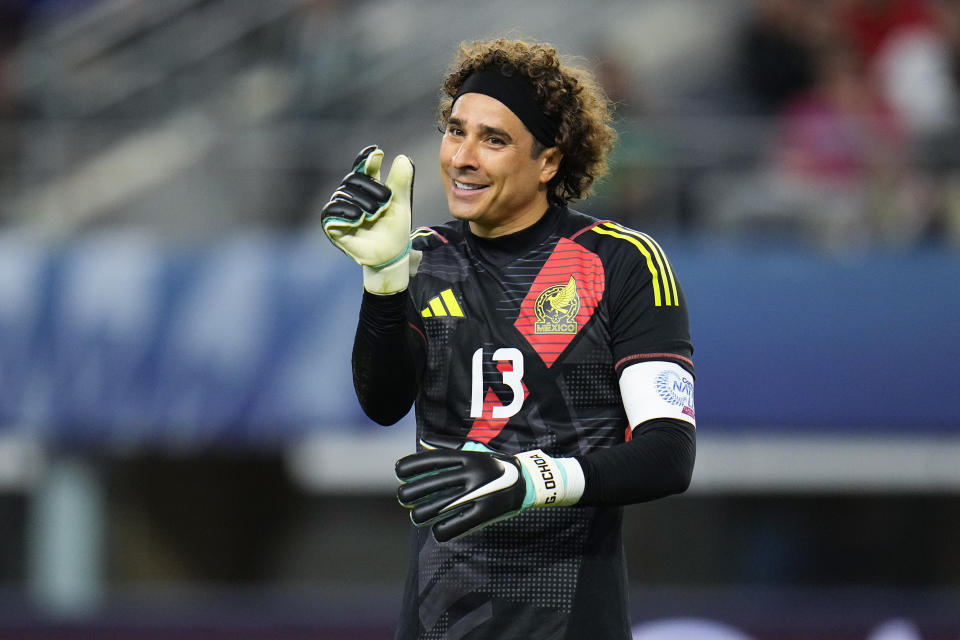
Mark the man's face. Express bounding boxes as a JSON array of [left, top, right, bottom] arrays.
[[439, 93, 560, 238]]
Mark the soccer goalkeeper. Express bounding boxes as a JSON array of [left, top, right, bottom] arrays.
[[321, 38, 696, 640]]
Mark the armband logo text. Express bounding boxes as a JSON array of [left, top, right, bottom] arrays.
[[655, 369, 695, 419]]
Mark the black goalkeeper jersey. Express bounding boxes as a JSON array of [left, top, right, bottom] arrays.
[[393, 205, 693, 640]]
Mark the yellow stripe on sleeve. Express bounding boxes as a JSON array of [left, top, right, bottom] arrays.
[[604, 222, 679, 306], [637, 230, 679, 305], [591, 225, 663, 307], [411, 229, 435, 240], [604, 223, 671, 305]]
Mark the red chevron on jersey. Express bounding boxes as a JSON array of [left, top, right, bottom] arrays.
[[467, 388, 511, 444], [514, 238, 605, 367], [468, 362, 529, 444]]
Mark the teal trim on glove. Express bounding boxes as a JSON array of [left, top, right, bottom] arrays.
[[320, 145, 415, 294]]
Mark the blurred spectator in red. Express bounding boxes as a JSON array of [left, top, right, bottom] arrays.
[[837, 0, 958, 136], [836, 0, 934, 64], [776, 41, 904, 184], [772, 37, 935, 248], [709, 31, 936, 251], [836, 0, 960, 247]]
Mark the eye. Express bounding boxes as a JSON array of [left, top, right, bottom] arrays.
[[486, 136, 504, 146], [446, 125, 464, 137]]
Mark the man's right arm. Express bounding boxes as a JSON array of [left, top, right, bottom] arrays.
[[319, 144, 422, 424], [352, 290, 426, 426]]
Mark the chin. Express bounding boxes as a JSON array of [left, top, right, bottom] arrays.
[[449, 209, 475, 222], [446, 199, 482, 222]]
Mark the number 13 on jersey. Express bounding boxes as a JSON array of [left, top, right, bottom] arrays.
[[470, 347, 525, 419]]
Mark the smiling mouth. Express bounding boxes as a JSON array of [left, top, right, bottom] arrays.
[[453, 179, 488, 192]]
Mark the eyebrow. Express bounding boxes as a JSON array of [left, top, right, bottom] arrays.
[[447, 117, 515, 144]]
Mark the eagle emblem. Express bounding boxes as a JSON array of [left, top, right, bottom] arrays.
[[534, 276, 581, 334]]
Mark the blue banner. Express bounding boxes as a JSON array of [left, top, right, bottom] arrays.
[[0, 232, 371, 448], [0, 232, 956, 447], [675, 241, 960, 433]]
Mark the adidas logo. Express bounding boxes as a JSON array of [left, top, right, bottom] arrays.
[[421, 289, 464, 318]]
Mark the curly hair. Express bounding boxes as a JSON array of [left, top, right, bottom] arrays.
[[438, 38, 617, 205]]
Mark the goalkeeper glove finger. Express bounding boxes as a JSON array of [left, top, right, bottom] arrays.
[[395, 438, 585, 542], [321, 145, 415, 295]]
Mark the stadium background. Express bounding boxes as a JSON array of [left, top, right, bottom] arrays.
[[0, 0, 959, 638]]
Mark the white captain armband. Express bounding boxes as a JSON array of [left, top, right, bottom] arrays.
[[619, 361, 696, 429]]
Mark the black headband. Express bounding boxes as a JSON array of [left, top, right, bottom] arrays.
[[453, 67, 559, 147]]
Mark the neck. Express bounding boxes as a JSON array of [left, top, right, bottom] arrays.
[[468, 195, 552, 239], [465, 203, 561, 266]]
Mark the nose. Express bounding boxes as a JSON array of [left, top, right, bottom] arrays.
[[450, 138, 478, 170]]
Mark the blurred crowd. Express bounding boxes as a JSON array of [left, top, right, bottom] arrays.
[[598, 0, 960, 251], [734, 0, 960, 250], [2, 0, 960, 252], [0, 0, 84, 112]]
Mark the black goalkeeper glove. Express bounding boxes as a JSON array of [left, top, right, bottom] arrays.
[[396, 438, 585, 542], [320, 145, 415, 295]]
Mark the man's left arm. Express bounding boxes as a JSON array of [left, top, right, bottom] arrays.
[[575, 418, 694, 506], [575, 230, 697, 505]]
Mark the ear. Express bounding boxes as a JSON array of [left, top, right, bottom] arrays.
[[538, 147, 563, 185]]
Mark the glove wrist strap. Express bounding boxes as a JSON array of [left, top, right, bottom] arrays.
[[515, 450, 585, 508], [362, 254, 410, 295], [555, 457, 585, 506]]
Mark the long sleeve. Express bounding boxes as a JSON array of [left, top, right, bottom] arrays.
[[351, 290, 426, 426], [575, 418, 695, 506]]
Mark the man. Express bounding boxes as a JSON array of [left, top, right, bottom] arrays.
[[321, 38, 696, 640]]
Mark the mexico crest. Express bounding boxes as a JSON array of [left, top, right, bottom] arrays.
[[534, 276, 581, 334]]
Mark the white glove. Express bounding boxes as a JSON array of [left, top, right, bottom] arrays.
[[321, 145, 415, 295]]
